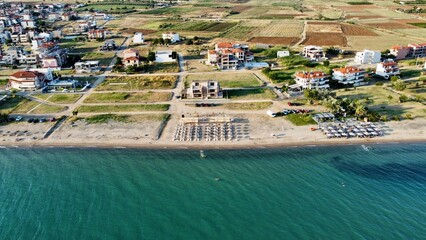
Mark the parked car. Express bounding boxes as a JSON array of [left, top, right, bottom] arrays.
[[28, 118, 34, 123], [15, 116, 23, 121]]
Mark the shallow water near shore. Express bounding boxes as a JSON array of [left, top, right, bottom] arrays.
[[1, 143, 426, 239]]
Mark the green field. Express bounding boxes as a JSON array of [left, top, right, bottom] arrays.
[[285, 114, 316, 126], [185, 73, 262, 88], [96, 76, 177, 91], [77, 104, 170, 113], [0, 97, 65, 114], [225, 88, 276, 100], [84, 92, 172, 103], [82, 52, 115, 66]]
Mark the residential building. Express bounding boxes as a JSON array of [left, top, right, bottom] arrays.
[[332, 66, 366, 86], [88, 29, 106, 39], [155, 50, 176, 63], [390, 45, 411, 60], [376, 60, 400, 79], [133, 32, 144, 44], [354, 50, 381, 64], [207, 42, 253, 69], [75, 61, 100, 73], [11, 32, 19, 43], [42, 56, 60, 68], [8, 70, 46, 90], [19, 33, 29, 43], [99, 39, 116, 51], [162, 32, 180, 43], [20, 20, 36, 29], [184, 80, 223, 99], [18, 53, 39, 65], [294, 71, 330, 89], [122, 48, 140, 67], [408, 43, 426, 58], [302, 46, 326, 61]]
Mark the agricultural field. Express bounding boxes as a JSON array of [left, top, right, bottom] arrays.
[[365, 22, 418, 30], [255, 21, 304, 37], [346, 31, 415, 51], [185, 73, 262, 88], [302, 33, 347, 46], [84, 92, 172, 103], [0, 97, 65, 114], [340, 24, 378, 36], [96, 76, 177, 91], [248, 37, 299, 45], [165, 21, 238, 32], [145, 62, 180, 74]]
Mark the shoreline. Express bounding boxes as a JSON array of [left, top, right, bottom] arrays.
[[1, 138, 425, 150]]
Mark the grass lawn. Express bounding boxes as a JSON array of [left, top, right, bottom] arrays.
[[77, 104, 170, 113], [82, 52, 115, 66], [185, 73, 262, 88], [84, 92, 172, 103], [336, 85, 426, 119], [96, 76, 177, 91], [222, 102, 273, 110], [146, 62, 179, 73], [81, 113, 170, 124], [225, 88, 276, 100], [285, 114, 316, 126], [408, 23, 426, 28], [400, 69, 422, 79], [33, 94, 82, 104], [0, 78, 7, 88], [0, 97, 28, 114], [30, 104, 65, 114]]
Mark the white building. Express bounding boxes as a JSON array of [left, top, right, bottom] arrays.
[[75, 61, 100, 73], [354, 50, 381, 64], [155, 50, 176, 63], [302, 46, 326, 61], [376, 60, 400, 79], [162, 32, 180, 43], [133, 32, 144, 44], [277, 50, 290, 58]]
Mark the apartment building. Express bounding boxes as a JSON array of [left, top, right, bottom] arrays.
[[354, 50, 381, 64], [185, 80, 223, 99], [302, 46, 326, 61], [332, 66, 366, 86], [294, 71, 330, 89], [376, 60, 400, 79]]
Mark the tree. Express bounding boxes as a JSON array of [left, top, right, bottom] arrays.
[[186, 39, 193, 45], [164, 38, 171, 45], [390, 76, 399, 82], [354, 102, 367, 117], [392, 79, 406, 91], [152, 38, 159, 45], [193, 36, 199, 41], [323, 60, 330, 66], [159, 38, 165, 45], [147, 52, 156, 62]]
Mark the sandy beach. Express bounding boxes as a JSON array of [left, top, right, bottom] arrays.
[[1, 114, 425, 149]]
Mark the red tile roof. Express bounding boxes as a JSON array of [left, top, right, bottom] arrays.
[[11, 70, 42, 79], [216, 42, 233, 49], [295, 71, 328, 78], [333, 66, 363, 74], [381, 61, 397, 66], [124, 57, 139, 61]]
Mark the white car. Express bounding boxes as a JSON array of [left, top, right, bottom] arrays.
[[15, 116, 23, 121]]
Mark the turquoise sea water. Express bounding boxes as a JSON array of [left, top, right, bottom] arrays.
[[1, 143, 426, 239]]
